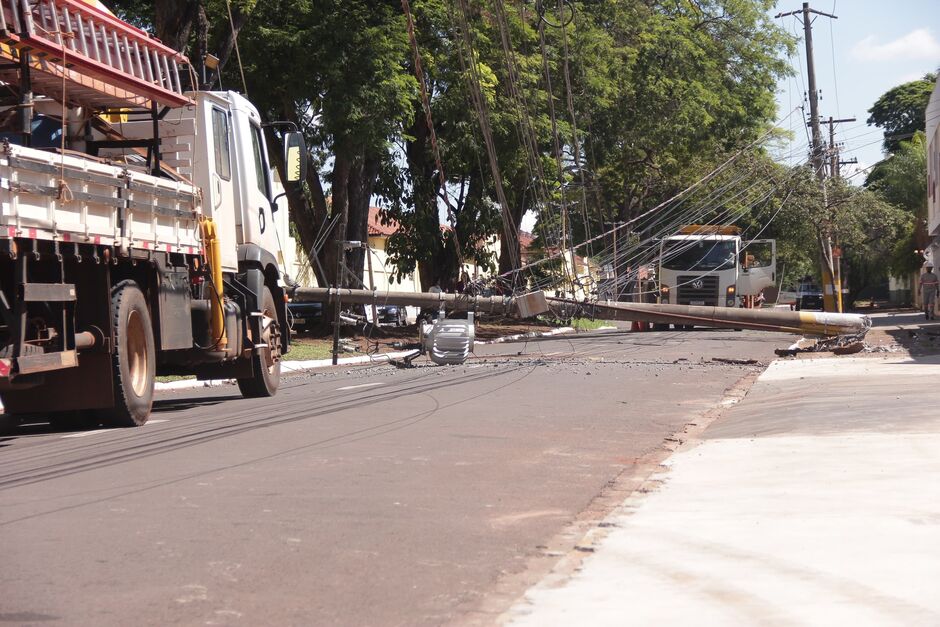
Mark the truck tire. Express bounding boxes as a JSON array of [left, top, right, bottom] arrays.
[[237, 286, 281, 398], [103, 281, 155, 427]]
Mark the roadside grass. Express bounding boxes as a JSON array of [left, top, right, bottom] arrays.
[[155, 339, 335, 384], [283, 338, 334, 361], [568, 317, 611, 331]]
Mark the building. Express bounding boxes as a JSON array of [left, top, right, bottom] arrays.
[[516, 230, 596, 300], [277, 202, 500, 293], [365, 207, 423, 294], [920, 72, 940, 307], [278, 203, 597, 300], [928, 73, 940, 271]]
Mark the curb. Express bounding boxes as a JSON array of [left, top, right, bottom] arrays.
[[476, 326, 576, 345]]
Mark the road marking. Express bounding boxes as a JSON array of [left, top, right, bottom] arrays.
[[61, 429, 110, 439], [60, 419, 167, 438], [336, 382, 386, 391]]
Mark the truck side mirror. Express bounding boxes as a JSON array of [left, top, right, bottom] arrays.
[[283, 131, 307, 183]]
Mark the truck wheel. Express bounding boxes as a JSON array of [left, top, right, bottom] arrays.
[[103, 281, 155, 427], [237, 286, 281, 398]]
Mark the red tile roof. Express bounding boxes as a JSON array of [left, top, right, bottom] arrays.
[[518, 230, 535, 250], [368, 206, 400, 237]]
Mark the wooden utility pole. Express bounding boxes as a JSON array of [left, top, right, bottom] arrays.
[[776, 2, 841, 312]]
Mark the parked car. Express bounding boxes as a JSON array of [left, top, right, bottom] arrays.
[[377, 304, 408, 326], [796, 283, 824, 311], [287, 301, 324, 332]]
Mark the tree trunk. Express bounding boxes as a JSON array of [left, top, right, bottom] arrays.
[[265, 99, 330, 287], [155, 0, 199, 51], [497, 173, 526, 276], [194, 3, 209, 89], [406, 106, 447, 292], [327, 154, 352, 289], [345, 155, 381, 289], [210, 1, 249, 89]]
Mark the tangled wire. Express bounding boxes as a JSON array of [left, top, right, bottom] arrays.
[[529, 0, 575, 27]]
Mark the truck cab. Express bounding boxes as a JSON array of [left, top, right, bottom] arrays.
[[110, 91, 285, 276], [657, 226, 775, 309]]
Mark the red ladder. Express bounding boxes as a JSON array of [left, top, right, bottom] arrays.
[[1, 0, 192, 108]]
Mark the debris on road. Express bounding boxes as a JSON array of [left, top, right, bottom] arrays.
[[711, 358, 760, 366]]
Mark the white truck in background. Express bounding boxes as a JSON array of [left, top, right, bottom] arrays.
[[0, 0, 306, 426], [657, 225, 775, 323]]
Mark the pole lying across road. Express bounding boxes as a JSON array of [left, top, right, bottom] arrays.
[[290, 287, 871, 338], [551, 298, 872, 338], [291, 286, 526, 315]]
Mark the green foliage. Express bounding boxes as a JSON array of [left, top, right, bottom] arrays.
[[103, 0, 798, 294], [567, 0, 792, 223], [867, 132, 928, 213], [764, 166, 912, 295], [867, 74, 937, 153], [867, 132, 929, 276], [568, 317, 609, 330]]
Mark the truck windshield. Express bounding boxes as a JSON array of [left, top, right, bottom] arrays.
[[661, 240, 736, 271]]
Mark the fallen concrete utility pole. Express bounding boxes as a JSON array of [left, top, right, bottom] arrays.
[[291, 287, 548, 317], [551, 298, 871, 338]]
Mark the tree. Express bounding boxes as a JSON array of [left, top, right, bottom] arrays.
[[867, 73, 937, 153], [867, 132, 929, 276], [765, 165, 912, 301], [568, 0, 792, 222], [105, 0, 799, 303], [382, 0, 508, 291], [229, 1, 416, 295], [108, 0, 252, 90]]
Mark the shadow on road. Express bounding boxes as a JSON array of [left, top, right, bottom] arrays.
[[152, 396, 238, 413], [0, 395, 237, 440]]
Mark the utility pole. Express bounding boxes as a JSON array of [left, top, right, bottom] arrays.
[[612, 228, 618, 299], [776, 2, 841, 312], [605, 222, 625, 300], [826, 115, 855, 310], [827, 116, 856, 178]]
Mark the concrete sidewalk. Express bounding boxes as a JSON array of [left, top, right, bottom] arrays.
[[503, 354, 940, 626]]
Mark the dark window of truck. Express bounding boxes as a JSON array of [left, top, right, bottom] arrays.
[[212, 108, 231, 181], [662, 240, 737, 271], [250, 124, 269, 197]]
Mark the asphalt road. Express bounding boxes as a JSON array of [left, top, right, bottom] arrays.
[[0, 327, 789, 626]]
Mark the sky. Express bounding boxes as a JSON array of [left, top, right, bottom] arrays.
[[768, 0, 940, 179]]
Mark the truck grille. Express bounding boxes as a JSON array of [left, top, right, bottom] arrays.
[[676, 275, 719, 306]]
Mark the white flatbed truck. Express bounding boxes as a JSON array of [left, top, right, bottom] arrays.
[[0, 0, 306, 426]]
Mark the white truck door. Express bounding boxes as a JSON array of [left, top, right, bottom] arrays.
[[203, 100, 239, 272], [230, 96, 281, 266], [738, 239, 776, 295]]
